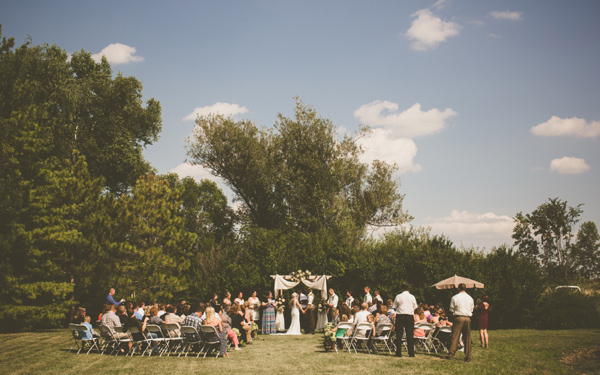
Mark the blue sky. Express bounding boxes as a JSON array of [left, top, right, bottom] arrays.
[[4, 0, 599, 250]]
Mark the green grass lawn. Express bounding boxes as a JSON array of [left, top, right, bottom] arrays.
[[1, 329, 598, 374]]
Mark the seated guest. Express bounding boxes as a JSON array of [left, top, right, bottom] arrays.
[[116, 305, 129, 326], [229, 303, 252, 343], [79, 316, 100, 339], [421, 303, 431, 322], [375, 305, 392, 336], [72, 307, 86, 324], [163, 305, 183, 337], [163, 305, 183, 324], [215, 305, 241, 351], [413, 307, 428, 337], [100, 304, 129, 340], [330, 308, 340, 326], [203, 306, 228, 357], [157, 304, 166, 319], [386, 299, 395, 315], [134, 301, 145, 321], [354, 303, 375, 338], [436, 310, 452, 327], [182, 305, 203, 348], [148, 307, 164, 325], [429, 309, 441, 325]]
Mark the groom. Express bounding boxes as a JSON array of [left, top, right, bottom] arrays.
[[305, 287, 316, 334]]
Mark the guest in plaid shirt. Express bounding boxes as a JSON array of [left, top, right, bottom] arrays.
[[183, 305, 204, 339]]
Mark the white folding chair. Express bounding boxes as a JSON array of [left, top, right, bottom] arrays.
[[332, 322, 353, 354], [200, 325, 221, 358], [163, 323, 183, 356], [126, 326, 149, 356], [68, 324, 81, 353], [351, 322, 374, 354], [414, 323, 435, 354], [113, 326, 132, 355], [372, 323, 394, 354], [99, 325, 120, 355], [145, 324, 169, 356], [74, 324, 100, 354], [180, 326, 203, 357], [432, 325, 452, 354]]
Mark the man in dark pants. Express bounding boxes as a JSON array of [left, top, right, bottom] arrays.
[[444, 283, 474, 362], [391, 283, 418, 357]]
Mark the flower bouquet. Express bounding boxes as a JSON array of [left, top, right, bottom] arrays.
[[323, 322, 336, 352]]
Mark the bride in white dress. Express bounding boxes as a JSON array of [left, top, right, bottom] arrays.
[[286, 292, 304, 335]]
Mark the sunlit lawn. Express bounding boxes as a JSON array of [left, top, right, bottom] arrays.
[[1, 329, 598, 374]]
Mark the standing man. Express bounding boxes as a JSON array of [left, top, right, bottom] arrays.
[[306, 288, 316, 334], [345, 290, 354, 310], [326, 288, 339, 321], [374, 290, 384, 304], [105, 288, 124, 306], [391, 283, 418, 357], [445, 283, 474, 362], [363, 286, 372, 304]]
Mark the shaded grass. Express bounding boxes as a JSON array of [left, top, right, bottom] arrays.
[[0, 329, 598, 374]]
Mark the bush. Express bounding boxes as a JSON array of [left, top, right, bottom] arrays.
[[0, 302, 76, 332], [535, 289, 600, 329]]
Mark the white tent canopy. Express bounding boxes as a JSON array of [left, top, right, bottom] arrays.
[[270, 274, 331, 299]]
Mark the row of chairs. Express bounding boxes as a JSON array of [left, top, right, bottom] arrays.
[[331, 322, 451, 355], [69, 323, 225, 358]]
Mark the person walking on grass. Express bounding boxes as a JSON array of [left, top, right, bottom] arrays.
[[444, 283, 474, 362]]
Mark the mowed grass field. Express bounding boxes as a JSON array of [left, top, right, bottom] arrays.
[[1, 329, 598, 375]]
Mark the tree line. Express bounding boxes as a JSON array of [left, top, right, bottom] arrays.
[[0, 27, 598, 332]]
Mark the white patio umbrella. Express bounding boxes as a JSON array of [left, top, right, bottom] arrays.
[[431, 274, 484, 290]]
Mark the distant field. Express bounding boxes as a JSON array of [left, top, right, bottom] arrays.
[[1, 329, 598, 374]]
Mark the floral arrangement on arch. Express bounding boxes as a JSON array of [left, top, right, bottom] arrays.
[[275, 297, 286, 313], [289, 269, 312, 282], [318, 298, 327, 313]]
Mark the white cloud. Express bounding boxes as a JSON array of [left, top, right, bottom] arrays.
[[423, 210, 515, 241], [354, 101, 457, 138], [488, 33, 502, 39], [406, 9, 461, 51], [432, 0, 447, 10], [183, 102, 248, 121], [549, 157, 591, 174], [531, 116, 600, 138], [356, 129, 422, 174], [489, 11, 523, 21], [91, 43, 144, 64]]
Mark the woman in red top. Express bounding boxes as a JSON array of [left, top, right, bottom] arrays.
[[476, 296, 490, 348]]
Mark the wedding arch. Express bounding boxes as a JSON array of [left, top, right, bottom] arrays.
[[270, 272, 331, 299]]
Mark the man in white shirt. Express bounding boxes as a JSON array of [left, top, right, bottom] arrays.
[[374, 290, 384, 304], [363, 286, 372, 304], [306, 288, 316, 334], [345, 290, 354, 309], [444, 283, 474, 362], [134, 301, 145, 320], [391, 283, 418, 357], [326, 288, 339, 321], [353, 303, 374, 338]]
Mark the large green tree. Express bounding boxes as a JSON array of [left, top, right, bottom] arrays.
[[186, 100, 410, 237], [512, 197, 587, 280]]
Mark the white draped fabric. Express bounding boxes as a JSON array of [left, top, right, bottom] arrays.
[[271, 274, 330, 299]]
